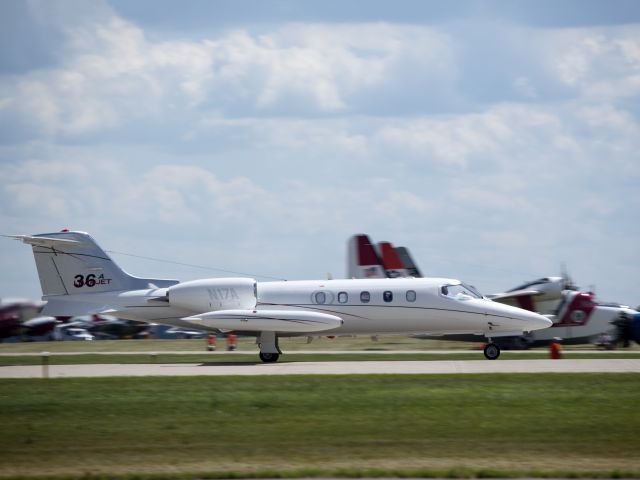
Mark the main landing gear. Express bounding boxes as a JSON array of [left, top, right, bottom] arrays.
[[258, 331, 282, 363], [483, 342, 501, 360], [259, 352, 280, 363]]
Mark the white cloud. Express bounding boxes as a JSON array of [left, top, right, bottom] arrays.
[[1, 5, 639, 307], [546, 26, 640, 100], [372, 104, 569, 170], [0, 11, 459, 137]]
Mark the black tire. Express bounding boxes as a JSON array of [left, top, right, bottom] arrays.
[[259, 352, 280, 363], [484, 343, 500, 360]]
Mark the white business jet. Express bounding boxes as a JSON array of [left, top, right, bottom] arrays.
[[11, 230, 551, 361]]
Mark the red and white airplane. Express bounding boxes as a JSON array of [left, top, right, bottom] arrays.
[[9, 230, 551, 361], [347, 234, 639, 348], [487, 276, 638, 348], [0, 298, 58, 341]]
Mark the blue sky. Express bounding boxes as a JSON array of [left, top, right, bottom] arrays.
[[1, 0, 639, 307]]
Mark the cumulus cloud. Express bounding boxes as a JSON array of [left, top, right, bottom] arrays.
[[0, 15, 216, 137], [544, 26, 640, 100], [0, 156, 435, 237], [1, 3, 639, 305], [0, 7, 459, 139], [3, 5, 639, 143]]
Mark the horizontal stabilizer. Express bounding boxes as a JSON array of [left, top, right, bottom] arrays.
[[184, 309, 343, 333], [10, 235, 82, 248]]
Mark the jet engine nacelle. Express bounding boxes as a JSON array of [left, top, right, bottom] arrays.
[[167, 278, 257, 313]]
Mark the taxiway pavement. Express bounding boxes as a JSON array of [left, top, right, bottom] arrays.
[[1, 358, 639, 378]]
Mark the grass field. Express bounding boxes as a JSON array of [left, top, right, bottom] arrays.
[[1, 374, 639, 479]]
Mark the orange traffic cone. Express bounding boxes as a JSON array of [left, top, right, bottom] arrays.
[[549, 338, 562, 359], [227, 333, 237, 351]]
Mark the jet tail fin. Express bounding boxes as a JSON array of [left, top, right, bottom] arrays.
[[395, 246, 422, 277], [13, 230, 178, 297], [378, 242, 410, 278], [346, 234, 385, 279]]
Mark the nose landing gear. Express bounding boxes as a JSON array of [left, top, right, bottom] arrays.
[[483, 342, 501, 360]]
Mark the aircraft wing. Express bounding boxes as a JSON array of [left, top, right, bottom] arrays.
[[183, 309, 343, 333], [488, 289, 543, 302], [488, 289, 546, 312]]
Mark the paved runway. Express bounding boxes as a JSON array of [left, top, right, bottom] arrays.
[[1, 349, 638, 356], [2, 358, 639, 378]]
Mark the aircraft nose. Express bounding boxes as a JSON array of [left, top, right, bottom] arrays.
[[490, 301, 552, 331], [527, 310, 552, 330]]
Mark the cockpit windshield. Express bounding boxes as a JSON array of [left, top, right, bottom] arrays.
[[440, 283, 483, 300]]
